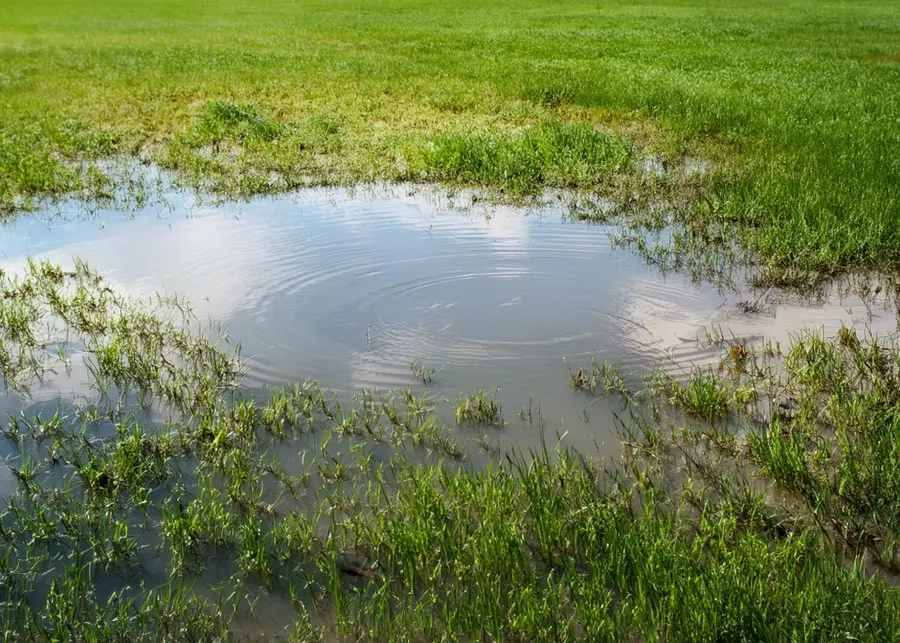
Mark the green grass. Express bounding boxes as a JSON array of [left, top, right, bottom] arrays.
[[408, 360, 435, 386], [422, 121, 632, 195], [1, 0, 899, 282], [570, 357, 633, 402], [4, 260, 900, 638], [669, 367, 732, 423], [747, 330, 900, 570], [3, 0, 900, 631], [455, 389, 504, 427], [639, 325, 900, 574]]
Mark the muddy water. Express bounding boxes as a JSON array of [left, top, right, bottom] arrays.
[[1, 186, 898, 457]]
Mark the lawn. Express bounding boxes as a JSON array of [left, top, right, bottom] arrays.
[[4, 2, 900, 639], [1, 0, 899, 281]]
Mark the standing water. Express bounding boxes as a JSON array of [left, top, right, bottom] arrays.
[[2, 182, 899, 636], [1, 184, 897, 457]]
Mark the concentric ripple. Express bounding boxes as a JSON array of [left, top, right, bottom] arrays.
[[1, 185, 897, 453]]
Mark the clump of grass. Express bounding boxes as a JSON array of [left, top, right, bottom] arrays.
[[455, 389, 504, 427], [422, 122, 632, 195], [409, 360, 435, 385], [741, 330, 900, 569], [410, 415, 464, 460], [163, 101, 343, 196], [837, 325, 858, 349], [570, 358, 633, 402], [519, 73, 578, 107], [0, 117, 121, 214], [725, 343, 752, 373], [187, 101, 342, 152], [196, 100, 283, 143], [669, 368, 731, 423], [261, 381, 319, 437], [0, 257, 241, 411]]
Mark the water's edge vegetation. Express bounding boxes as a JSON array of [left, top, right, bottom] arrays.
[[3, 0, 900, 638], [2, 0, 899, 285], [3, 259, 900, 640]]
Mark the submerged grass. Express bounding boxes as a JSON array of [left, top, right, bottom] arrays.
[[746, 330, 900, 571], [635, 326, 900, 575], [570, 357, 633, 403], [3, 260, 900, 638], [455, 389, 504, 427], [0, 0, 899, 282], [668, 368, 731, 423]]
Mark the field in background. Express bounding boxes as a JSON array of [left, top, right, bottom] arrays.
[[1, 0, 899, 281]]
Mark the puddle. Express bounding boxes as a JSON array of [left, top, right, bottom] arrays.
[[3, 181, 900, 638], [1, 184, 898, 457]]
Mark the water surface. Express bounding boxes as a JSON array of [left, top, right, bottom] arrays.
[[1, 185, 897, 455]]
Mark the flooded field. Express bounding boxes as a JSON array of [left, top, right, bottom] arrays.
[[2, 185, 898, 455], [4, 183, 900, 639], [3, 0, 900, 634]]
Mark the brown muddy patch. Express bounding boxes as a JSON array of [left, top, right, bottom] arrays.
[[865, 52, 900, 65]]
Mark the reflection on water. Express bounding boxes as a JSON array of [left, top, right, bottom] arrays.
[[2, 183, 900, 637], [1, 185, 898, 456]]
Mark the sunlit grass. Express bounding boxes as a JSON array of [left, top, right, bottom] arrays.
[[3, 260, 900, 637], [0, 0, 898, 282], [421, 122, 632, 195], [455, 389, 504, 427]]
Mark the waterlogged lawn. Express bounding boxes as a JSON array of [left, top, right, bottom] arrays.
[[4, 0, 900, 637], [3, 260, 900, 639], [1, 0, 899, 282]]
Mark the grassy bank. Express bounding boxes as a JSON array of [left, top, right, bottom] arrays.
[[1, 0, 899, 282], [4, 261, 900, 639]]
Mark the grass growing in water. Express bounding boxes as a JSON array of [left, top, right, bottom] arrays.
[[3, 261, 900, 638], [455, 389, 504, 427], [408, 361, 435, 386], [668, 368, 731, 423], [570, 357, 633, 403], [745, 330, 900, 570]]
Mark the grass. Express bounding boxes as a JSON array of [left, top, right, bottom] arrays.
[[3, 261, 900, 638], [408, 361, 435, 386], [421, 121, 632, 196], [0, 0, 899, 282], [636, 326, 900, 574], [3, 0, 900, 630], [570, 357, 633, 403], [0, 258, 240, 409], [668, 368, 732, 423], [455, 389, 504, 427], [747, 331, 900, 570]]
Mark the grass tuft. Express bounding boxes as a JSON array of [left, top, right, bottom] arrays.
[[422, 122, 632, 195], [197, 101, 283, 143], [669, 368, 731, 423], [455, 389, 504, 427]]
